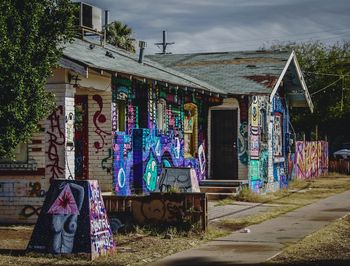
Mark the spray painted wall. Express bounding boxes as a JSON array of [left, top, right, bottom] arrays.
[[294, 141, 328, 179], [248, 93, 292, 193], [248, 96, 270, 193], [112, 78, 219, 196]]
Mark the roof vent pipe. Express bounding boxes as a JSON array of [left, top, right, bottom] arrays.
[[104, 10, 109, 26], [138, 41, 147, 63]]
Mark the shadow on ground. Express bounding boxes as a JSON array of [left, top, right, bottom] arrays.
[[158, 257, 350, 266]]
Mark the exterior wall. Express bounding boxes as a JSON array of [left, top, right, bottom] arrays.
[[248, 95, 270, 192], [0, 68, 76, 223], [113, 77, 221, 196], [249, 91, 291, 194], [0, 122, 47, 224], [75, 71, 113, 192], [207, 97, 249, 179]]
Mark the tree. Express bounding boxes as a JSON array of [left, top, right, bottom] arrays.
[[272, 41, 350, 150], [0, 0, 75, 158], [106, 21, 136, 53]]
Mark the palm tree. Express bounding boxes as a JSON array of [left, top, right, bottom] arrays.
[[106, 21, 136, 53]]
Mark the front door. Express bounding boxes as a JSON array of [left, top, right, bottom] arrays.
[[210, 110, 238, 179], [75, 95, 89, 180]]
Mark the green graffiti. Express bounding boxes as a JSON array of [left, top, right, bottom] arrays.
[[143, 154, 158, 191]]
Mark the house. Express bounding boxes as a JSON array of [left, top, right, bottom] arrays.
[[0, 11, 313, 223], [147, 50, 313, 192], [0, 37, 225, 223]]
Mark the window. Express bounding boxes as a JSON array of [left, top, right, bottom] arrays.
[[157, 98, 166, 132], [184, 103, 198, 158], [117, 100, 126, 132], [0, 142, 28, 163]]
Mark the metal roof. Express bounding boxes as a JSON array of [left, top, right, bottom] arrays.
[[147, 50, 291, 95], [61, 39, 225, 94]]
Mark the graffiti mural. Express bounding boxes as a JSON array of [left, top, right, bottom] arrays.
[[156, 167, 200, 193], [0, 180, 46, 198], [294, 141, 328, 179], [273, 113, 283, 158], [27, 180, 115, 259], [112, 78, 210, 196], [238, 121, 248, 165], [46, 105, 65, 179], [92, 95, 112, 153]]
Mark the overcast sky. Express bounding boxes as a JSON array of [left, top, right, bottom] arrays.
[[81, 0, 350, 54]]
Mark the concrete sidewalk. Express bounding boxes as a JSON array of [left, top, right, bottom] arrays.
[[153, 189, 350, 265]]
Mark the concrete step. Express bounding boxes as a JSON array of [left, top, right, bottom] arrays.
[[200, 179, 248, 187], [206, 192, 238, 201], [200, 186, 240, 194]]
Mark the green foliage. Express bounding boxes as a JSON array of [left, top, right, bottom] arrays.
[[0, 0, 75, 158], [272, 41, 350, 149], [106, 21, 136, 53]]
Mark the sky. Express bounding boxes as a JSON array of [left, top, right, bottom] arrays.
[[81, 0, 350, 54]]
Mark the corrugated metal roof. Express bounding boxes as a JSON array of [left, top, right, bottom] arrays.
[[147, 50, 290, 95], [62, 39, 225, 94]]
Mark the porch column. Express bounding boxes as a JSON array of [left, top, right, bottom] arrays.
[[45, 84, 76, 180]]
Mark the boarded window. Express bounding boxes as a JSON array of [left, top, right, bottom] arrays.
[[117, 100, 126, 132]]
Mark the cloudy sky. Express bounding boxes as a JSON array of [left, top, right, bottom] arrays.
[[81, 0, 350, 54]]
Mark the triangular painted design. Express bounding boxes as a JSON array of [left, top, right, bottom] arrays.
[[47, 184, 79, 215]]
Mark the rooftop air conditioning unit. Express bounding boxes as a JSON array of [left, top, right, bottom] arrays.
[[76, 2, 102, 33]]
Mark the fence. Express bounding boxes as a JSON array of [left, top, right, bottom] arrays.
[[103, 192, 208, 231], [329, 159, 350, 174], [293, 141, 328, 179]]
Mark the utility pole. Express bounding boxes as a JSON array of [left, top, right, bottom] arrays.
[[155, 30, 175, 54]]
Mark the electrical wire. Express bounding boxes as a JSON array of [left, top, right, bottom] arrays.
[[310, 77, 343, 96]]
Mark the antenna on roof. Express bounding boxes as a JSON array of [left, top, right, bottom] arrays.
[[155, 30, 175, 54]]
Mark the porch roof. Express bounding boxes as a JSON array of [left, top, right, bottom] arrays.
[[60, 39, 225, 95]]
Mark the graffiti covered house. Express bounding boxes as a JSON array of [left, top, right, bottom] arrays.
[[0, 37, 226, 223], [148, 50, 314, 193], [0, 37, 313, 223]]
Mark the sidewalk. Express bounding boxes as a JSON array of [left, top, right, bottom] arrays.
[[153, 189, 350, 265]]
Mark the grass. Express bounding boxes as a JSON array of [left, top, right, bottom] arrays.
[[0, 225, 228, 266], [269, 215, 350, 265], [0, 174, 349, 265], [213, 174, 350, 232]]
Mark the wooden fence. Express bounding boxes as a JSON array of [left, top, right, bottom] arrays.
[[103, 192, 208, 231], [329, 159, 350, 174]]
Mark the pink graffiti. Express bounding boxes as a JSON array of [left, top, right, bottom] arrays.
[[93, 95, 111, 153], [294, 141, 328, 180], [46, 106, 65, 179]]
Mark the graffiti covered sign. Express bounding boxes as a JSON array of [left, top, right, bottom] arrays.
[[27, 180, 115, 259], [155, 167, 200, 193]]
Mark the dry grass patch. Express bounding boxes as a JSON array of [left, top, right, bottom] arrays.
[[213, 174, 350, 232], [0, 225, 227, 266], [270, 215, 350, 265]]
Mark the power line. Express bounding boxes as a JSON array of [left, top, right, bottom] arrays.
[[310, 77, 342, 96], [303, 71, 350, 77]]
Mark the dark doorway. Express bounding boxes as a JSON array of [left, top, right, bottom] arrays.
[[75, 95, 89, 180], [210, 109, 238, 179]]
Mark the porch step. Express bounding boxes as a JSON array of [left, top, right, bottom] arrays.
[[206, 192, 238, 200], [200, 179, 249, 187], [200, 186, 240, 194], [200, 179, 249, 200]]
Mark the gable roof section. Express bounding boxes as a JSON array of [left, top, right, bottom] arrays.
[[60, 39, 225, 94], [148, 50, 313, 111], [147, 50, 290, 95]]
